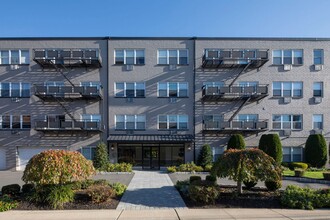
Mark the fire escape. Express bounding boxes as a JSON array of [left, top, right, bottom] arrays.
[[201, 49, 269, 135], [33, 49, 103, 133]]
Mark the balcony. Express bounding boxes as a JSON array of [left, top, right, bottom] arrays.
[[33, 48, 102, 68], [202, 49, 268, 69], [202, 120, 268, 134], [34, 85, 102, 101], [35, 120, 102, 132], [202, 85, 268, 102]]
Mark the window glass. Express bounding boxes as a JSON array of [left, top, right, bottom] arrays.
[[20, 50, 29, 64], [282, 82, 291, 97], [292, 82, 302, 97], [136, 50, 145, 65], [115, 50, 124, 64], [135, 83, 145, 97], [21, 83, 30, 97], [0, 51, 9, 64], [168, 83, 177, 97], [115, 115, 125, 129], [283, 50, 292, 64], [2, 115, 10, 128], [272, 82, 281, 96], [168, 115, 177, 129], [178, 115, 188, 129], [179, 50, 188, 64], [125, 83, 135, 97], [126, 115, 135, 129], [12, 115, 20, 128], [158, 83, 167, 97], [11, 83, 20, 97], [272, 50, 282, 65], [10, 50, 19, 64], [178, 83, 188, 97], [1, 83, 10, 97], [125, 50, 134, 64], [293, 50, 303, 65], [168, 50, 177, 65], [136, 115, 146, 129], [314, 49, 323, 65], [313, 82, 323, 97], [115, 83, 125, 97], [158, 115, 167, 129], [158, 50, 167, 64], [22, 115, 31, 128], [313, 114, 323, 129]]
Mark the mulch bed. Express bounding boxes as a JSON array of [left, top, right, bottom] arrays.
[[181, 185, 282, 209]]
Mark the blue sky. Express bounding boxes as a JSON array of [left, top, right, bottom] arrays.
[[1, 0, 330, 37]]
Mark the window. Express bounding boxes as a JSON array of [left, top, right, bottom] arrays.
[[203, 115, 222, 129], [314, 49, 323, 65], [115, 115, 146, 130], [272, 82, 303, 98], [114, 49, 145, 65], [157, 49, 188, 65], [0, 50, 29, 65], [158, 115, 188, 130], [237, 114, 258, 121], [313, 82, 323, 97], [81, 146, 96, 160], [115, 82, 145, 97], [203, 82, 224, 89], [81, 114, 101, 122], [313, 114, 323, 130], [81, 82, 101, 89], [0, 82, 30, 98], [283, 147, 303, 162], [212, 147, 223, 162], [157, 82, 188, 97], [272, 114, 302, 130], [272, 49, 303, 65], [0, 115, 31, 129]]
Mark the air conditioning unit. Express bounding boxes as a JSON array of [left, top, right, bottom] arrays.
[[126, 97, 133, 103], [11, 97, 21, 103], [313, 97, 322, 104], [283, 64, 292, 71], [312, 129, 323, 135], [283, 97, 291, 104], [126, 64, 134, 71], [169, 64, 177, 71], [314, 64, 323, 71], [10, 65, 19, 70], [169, 97, 177, 103], [283, 130, 291, 136]]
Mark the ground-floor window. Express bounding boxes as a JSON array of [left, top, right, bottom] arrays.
[[283, 147, 303, 162], [117, 143, 184, 167], [81, 146, 96, 160], [212, 146, 223, 162]]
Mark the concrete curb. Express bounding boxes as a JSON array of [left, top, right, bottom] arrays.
[[283, 176, 330, 184]]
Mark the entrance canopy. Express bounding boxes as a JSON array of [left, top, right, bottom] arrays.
[[107, 134, 194, 143]]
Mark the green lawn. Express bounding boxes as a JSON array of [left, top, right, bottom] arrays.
[[283, 170, 325, 179]]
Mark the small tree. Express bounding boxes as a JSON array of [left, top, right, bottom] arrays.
[[197, 144, 213, 168], [93, 142, 109, 170], [258, 134, 283, 165], [305, 134, 327, 168], [227, 134, 246, 150], [211, 148, 281, 194], [22, 150, 95, 185]]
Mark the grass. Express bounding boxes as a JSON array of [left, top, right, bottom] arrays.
[[282, 170, 325, 179]]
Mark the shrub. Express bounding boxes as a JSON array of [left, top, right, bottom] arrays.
[[212, 148, 282, 194], [197, 144, 213, 168], [204, 164, 213, 172], [22, 183, 35, 195], [22, 150, 95, 185], [281, 185, 330, 210], [205, 175, 217, 185], [188, 185, 219, 204], [0, 195, 18, 212], [1, 184, 21, 196], [294, 169, 305, 177], [179, 162, 203, 172], [29, 184, 74, 209], [323, 172, 330, 180], [189, 176, 202, 184], [258, 134, 282, 165], [305, 134, 327, 168], [289, 162, 308, 171], [175, 180, 190, 195], [93, 179, 108, 186], [167, 166, 177, 173], [86, 185, 115, 203], [110, 182, 127, 197], [80, 179, 95, 189], [281, 162, 289, 168], [93, 142, 109, 170], [265, 180, 282, 191], [227, 134, 246, 150], [104, 162, 133, 172], [243, 181, 257, 190]]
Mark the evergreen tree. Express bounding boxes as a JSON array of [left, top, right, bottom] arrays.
[[227, 134, 246, 150], [93, 142, 108, 170], [197, 144, 213, 168], [305, 134, 327, 168], [258, 134, 282, 165]]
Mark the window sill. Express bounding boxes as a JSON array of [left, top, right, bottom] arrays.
[[271, 64, 303, 66], [158, 129, 189, 131], [157, 96, 189, 98], [114, 96, 146, 98], [113, 64, 145, 66], [115, 129, 146, 131]]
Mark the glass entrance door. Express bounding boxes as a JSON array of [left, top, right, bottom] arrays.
[[142, 145, 160, 170]]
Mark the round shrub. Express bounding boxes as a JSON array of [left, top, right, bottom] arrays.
[[197, 144, 213, 168], [167, 166, 177, 173], [86, 185, 115, 203], [188, 185, 219, 204], [265, 180, 282, 191], [190, 175, 202, 184], [243, 181, 257, 190], [258, 134, 283, 165], [22, 150, 95, 185], [205, 175, 217, 185], [294, 169, 305, 177], [227, 134, 246, 150], [22, 183, 35, 195], [1, 184, 21, 196], [305, 134, 327, 168], [110, 182, 127, 197]]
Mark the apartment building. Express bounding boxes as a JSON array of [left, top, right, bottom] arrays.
[[0, 37, 328, 170]]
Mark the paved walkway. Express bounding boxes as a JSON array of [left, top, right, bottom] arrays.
[[2, 209, 330, 220], [116, 170, 187, 210]]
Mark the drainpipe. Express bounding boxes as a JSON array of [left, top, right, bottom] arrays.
[[192, 36, 197, 163]]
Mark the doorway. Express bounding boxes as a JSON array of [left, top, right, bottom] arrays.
[[142, 145, 160, 170]]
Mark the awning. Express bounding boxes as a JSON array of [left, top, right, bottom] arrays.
[[107, 134, 194, 143]]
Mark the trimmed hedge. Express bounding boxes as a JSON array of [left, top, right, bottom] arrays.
[[289, 162, 308, 171], [258, 134, 283, 164], [305, 134, 327, 168], [227, 134, 246, 150], [1, 184, 21, 196]]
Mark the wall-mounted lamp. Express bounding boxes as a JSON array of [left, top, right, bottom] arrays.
[[110, 144, 115, 151], [187, 144, 192, 151]]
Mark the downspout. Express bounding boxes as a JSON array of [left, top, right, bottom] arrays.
[[192, 37, 197, 163]]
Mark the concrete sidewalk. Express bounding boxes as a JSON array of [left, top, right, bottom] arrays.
[[1, 209, 330, 220]]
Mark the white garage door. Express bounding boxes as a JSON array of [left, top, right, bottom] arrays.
[[0, 148, 6, 170], [17, 147, 66, 171]]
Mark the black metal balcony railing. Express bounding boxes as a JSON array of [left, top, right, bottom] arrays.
[[34, 85, 102, 100], [203, 120, 268, 134], [33, 48, 102, 68], [202, 49, 269, 69], [35, 120, 102, 132], [202, 85, 268, 102]]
